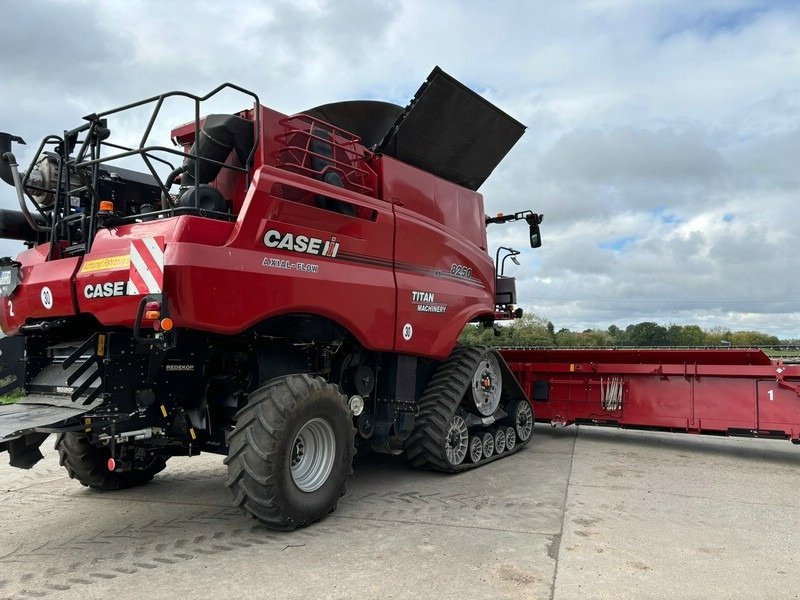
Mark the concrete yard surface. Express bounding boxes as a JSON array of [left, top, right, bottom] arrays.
[[1, 425, 798, 599]]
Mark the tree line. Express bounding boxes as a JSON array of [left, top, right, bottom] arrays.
[[458, 314, 790, 348]]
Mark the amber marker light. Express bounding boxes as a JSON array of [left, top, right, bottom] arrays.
[[99, 200, 114, 212], [160, 317, 174, 331], [144, 300, 161, 321]]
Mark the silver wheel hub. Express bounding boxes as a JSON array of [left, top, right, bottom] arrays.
[[291, 417, 336, 493], [471, 354, 503, 416]]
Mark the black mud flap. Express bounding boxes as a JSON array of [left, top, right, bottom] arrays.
[[0, 335, 24, 395], [0, 396, 97, 469]]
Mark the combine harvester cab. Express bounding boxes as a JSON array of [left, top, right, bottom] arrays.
[[0, 70, 542, 529]]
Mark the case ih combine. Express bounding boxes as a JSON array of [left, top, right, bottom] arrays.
[[0, 68, 543, 529], [2, 68, 799, 532]]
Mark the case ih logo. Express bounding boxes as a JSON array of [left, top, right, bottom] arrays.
[[263, 229, 340, 258]]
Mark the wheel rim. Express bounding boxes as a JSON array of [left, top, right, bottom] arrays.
[[494, 429, 506, 454], [291, 417, 336, 493], [468, 436, 483, 463], [515, 401, 533, 442], [482, 433, 494, 458], [445, 415, 469, 465], [505, 426, 517, 451], [471, 354, 503, 417]]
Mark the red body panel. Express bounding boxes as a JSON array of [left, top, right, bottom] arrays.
[[0, 245, 80, 334], [382, 158, 494, 358], [501, 348, 800, 441]]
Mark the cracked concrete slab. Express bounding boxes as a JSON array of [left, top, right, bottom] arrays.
[[1, 425, 797, 599]]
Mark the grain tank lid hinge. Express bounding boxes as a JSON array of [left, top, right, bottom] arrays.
[[374, 66, 526, 191]]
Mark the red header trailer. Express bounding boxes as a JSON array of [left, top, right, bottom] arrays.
[[501, 348, 800, 443]]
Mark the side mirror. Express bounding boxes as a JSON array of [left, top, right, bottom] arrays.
[[530, 223, 542, 248]]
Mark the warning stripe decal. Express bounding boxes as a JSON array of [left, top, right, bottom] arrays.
[[127, 237, 164, 295]]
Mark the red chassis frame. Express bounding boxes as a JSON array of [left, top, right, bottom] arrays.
[[501, 348, 800, 443]]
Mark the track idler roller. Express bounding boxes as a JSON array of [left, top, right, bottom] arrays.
[[504, 426, 516, 452], [481, 432, 495, 459], [493, 428, 506, 454], [468, 436, 483, 463]]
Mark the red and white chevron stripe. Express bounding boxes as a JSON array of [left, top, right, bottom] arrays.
[[127, 237, 164, 295]]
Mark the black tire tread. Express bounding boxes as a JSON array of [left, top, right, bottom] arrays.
[[55, 433, 167, 491], [224, 374, 355, 530]]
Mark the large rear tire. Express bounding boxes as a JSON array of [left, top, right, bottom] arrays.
[[55, 433, 167, 490], [225, 374, 355, 530]]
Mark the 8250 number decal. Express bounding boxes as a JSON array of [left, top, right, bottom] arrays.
[[450, 263, 472, 279]]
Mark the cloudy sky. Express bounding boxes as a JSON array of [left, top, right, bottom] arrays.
[[2, 0, 799, 336]]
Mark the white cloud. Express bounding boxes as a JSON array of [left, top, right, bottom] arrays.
[[1, 0, 799, 336]]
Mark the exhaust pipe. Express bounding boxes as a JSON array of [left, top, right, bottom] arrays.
[[0, 133, 48, 234], [0, 132, 25, 187]]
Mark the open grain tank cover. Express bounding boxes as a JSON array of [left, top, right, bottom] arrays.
[[375, 66, 526, 191]]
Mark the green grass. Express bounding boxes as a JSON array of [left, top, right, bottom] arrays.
[[0, 389, 23, 404]]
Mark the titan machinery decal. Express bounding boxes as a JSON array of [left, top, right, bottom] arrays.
[[411, 290, 448, 313], [263, 229, 340, 258]]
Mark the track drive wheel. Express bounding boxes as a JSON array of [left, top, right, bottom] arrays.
[[55, 433, 167, 491], [225, 374, 355, 530]]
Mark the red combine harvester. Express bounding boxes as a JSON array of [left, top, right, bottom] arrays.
[[501, 348, 800, 442], [0, 68, 543, 529], [1, 68, 796, 532]]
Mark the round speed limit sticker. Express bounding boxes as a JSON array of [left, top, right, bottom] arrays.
[[41, 286, 53, 310]]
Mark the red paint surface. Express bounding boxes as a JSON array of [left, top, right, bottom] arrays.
[[501, 348, 800, 441]]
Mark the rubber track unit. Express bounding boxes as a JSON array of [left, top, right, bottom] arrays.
[[55, 433, 167, 490], [404, 346, 532, 472]]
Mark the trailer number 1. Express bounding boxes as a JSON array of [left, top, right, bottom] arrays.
[[767, 389, 774, 402]]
